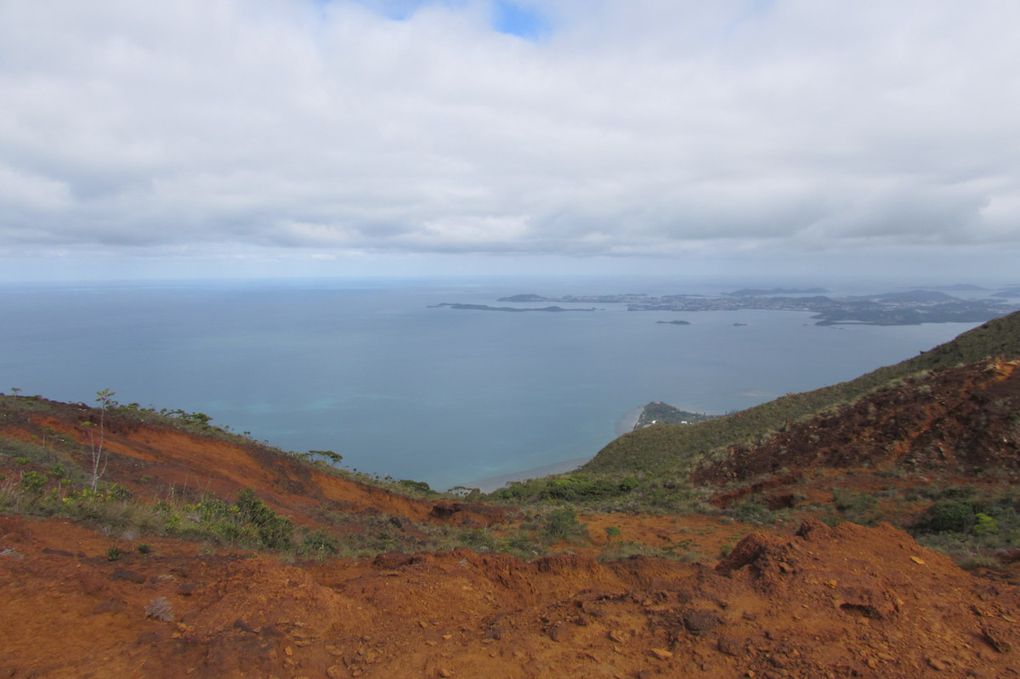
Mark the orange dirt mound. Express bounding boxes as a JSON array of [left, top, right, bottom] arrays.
[[2, 514, 1018, 678]]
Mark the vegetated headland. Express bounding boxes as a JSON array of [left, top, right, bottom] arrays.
[[2, 310, 1020, 677]]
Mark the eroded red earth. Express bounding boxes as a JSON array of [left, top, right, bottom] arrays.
[[3, 514, 1019, 678]]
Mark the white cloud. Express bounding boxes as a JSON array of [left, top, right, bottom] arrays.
[[1, 0, 1019, 263]]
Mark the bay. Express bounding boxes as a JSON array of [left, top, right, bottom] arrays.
[[0, 279, 979, 489]]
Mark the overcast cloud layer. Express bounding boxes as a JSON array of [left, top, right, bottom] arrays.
[[1, 0, 1019, 268]]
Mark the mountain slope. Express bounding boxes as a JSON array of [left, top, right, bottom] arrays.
[[584, 310, 1020, 477], [0, 396, 502, 530], [694, 357, 1020, 485]]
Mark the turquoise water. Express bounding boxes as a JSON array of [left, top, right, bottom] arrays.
[[0, 279, 980, 489]]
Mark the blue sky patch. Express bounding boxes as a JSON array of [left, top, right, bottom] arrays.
[[333, 0, 453, 21], [326, 0, 550, 38], [491, 1, 549, 40]]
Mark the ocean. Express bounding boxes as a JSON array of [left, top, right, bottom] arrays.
[[0, 278, 981, 489]]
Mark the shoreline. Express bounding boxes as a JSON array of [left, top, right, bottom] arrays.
[[615, 405, 644, 435], [468, 404, 645, 492]]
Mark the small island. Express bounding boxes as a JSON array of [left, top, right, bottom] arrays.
[[656, 320, 691, 326], [633, 401, 715, 429]]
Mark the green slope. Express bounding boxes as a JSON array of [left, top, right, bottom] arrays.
[[583, 310, 1020, 477]]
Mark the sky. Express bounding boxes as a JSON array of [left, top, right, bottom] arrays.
[[1, 0, 1019, 283]]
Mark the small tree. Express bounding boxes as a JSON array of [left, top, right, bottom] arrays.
[[308, 449, 343, 465], [85, 389, 116, 491], [10, 387, 21, 397]]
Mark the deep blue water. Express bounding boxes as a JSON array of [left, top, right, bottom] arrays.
[[0, 279, 981, 489]]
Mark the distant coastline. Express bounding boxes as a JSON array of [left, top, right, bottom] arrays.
[[429, 303, 596, 313], [473, 289, 1020, 326]]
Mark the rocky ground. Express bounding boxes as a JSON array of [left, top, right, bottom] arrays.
[[3, 513, 1019, 678]]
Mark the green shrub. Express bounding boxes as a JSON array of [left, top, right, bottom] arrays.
[[729, 498, 775, 525], [973, 513, 999, 536], [832, 489, 878, 524], [456, 529, 497, 552], [397, 479, 433, 495], [920, 500, 976, 533], [299, 529, 339, 557], [106, 546, 123, 561], [542, 508, 588, 543], [543, 475, 633, 501], [234, 489, 293, 549], [20, 471, 47, 494], [106, 483, 132, 501]]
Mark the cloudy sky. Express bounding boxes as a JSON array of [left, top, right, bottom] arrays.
[[1, 0, 1019, 282]]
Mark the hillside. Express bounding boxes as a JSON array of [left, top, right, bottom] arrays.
[[0, 393, 501, 530], [487, 312, 1020, 574], [584, 310, 1020, 477], [3, 314, 1020, 676], [694, 358, 1020, 485]]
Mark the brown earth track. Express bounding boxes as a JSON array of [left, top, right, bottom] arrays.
[[2, 514, 1019, 678]]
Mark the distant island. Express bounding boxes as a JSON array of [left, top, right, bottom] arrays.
[[912, 284, 988, 292], [430, 303, 596, 313], [633, 401, 715, 429], [497, 293, 652, 304], [483, 289, 1018, 326], [656, 320, 691, 326], [725, 287, 829, 296]]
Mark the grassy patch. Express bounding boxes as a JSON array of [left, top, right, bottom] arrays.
[[488, 472, 710, 514], [725, 498, 776, 525], [832, 489, 879, 525]]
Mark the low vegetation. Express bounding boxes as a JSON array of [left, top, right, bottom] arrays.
[[909, 486, 1020, 570], [488, 471, 711, 513]]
